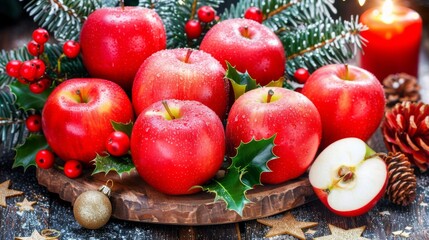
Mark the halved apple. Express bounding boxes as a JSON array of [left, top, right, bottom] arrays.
[[309, 137, 388, 217]]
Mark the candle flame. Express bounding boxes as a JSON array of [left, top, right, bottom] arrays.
[[358, 0, 366, 6], [381, 0, 394, 23]]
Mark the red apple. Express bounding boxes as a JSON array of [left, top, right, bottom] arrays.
[[226, 87, 322, 184], [200, 18, 286, 86], [131, 99, 225, 195], [132, 48, 229, 119], [301, 64, 385, 149], [309, 138, 388, 217], [42, 78, 134, 163], [80, 7, 166, 91]]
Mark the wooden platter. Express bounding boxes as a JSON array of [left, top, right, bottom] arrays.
[[36, 168, 316, 225]]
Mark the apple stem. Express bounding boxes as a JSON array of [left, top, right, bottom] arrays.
[[266, 89, 274, 103], [344, 64, 350, 80], [241, 26, 250, 38], [75, 90, 84, 103], [184, 49, 193, 63], [120, 0, 125, 10], [162, 100, 176, 120]]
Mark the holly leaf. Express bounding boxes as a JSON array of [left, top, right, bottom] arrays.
[[265, 77, 285, 88], [111, 120, 134, 137], [8, 81, 53, 112], [199, 136, 277, 215], [199, 166, 253, 216], [225, 62, 260, 100], [91, 154, 135, 177], [13, 134, 48, 171], [232, 135, 277, 188]]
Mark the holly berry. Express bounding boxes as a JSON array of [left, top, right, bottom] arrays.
[[29, 78, 51, 94], [185, 19, 202, 39], [294, 68, 310, 84], [27, 40, 44, 56], [19, 60, 38, 82], [32, 28, 49, 44], [31, 59, 46, 79], [25, 114, 42, 132], [294, 87, 303, 93], [197, 6, 216, 23], [244, 7, 264, 23], [63, 40, 80, 58], [106, 131, 130, 157], [5, 60, 22, 78], [35, 149, 55, 169], [64, 160, 83, 178]]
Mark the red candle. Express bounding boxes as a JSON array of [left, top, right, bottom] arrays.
[[360, 0, 422, 81]]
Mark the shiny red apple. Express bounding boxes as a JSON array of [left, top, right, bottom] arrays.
[[42, 78, 134, 163], [200, 18, 286, 86], [309, 138, 388, 217], [226, 87, 322, 184], [80, 6, 166, 91], [131, 99, 225, 195], [132, 48, 229, 119], [301, 64, 385, 149]]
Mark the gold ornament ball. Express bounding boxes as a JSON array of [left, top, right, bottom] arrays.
[[73, 190, 112, 229]]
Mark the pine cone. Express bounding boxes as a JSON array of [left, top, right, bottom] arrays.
[[382, 101, 429, 172], [383, 73, 420, 109], [382, 152, 417, 206]]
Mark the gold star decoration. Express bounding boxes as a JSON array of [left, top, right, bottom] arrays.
[[15, 229, 60, 240], [0, 180, 23, 207], [257, 213, 318, 239], [315, 224, 369, 240], [16, 198, 37, 212]]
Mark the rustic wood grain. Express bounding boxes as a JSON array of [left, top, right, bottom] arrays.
[[35, 167, 316, 225]]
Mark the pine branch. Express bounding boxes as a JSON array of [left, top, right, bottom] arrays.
[[138, 0, 224, 49], [222, 0, 336, 31], [24, 0, 114, 42], [0, 90, 27, 152], [281, 16, 367, 79]]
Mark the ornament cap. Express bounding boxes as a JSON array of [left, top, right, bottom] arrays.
[[98, 179, 113, 197]]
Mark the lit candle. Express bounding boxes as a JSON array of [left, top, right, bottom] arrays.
[[360, 0, 422, 81]]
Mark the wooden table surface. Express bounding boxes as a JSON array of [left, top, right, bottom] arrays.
[[2, 7, 429, 240]]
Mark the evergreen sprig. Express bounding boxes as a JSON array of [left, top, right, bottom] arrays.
[[222, 0, 336, 31], [0, 91, 27, 151], [281, 16, 367, 79], [24, 0, 113, 42]]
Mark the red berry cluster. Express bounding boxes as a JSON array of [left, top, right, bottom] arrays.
[[185, 6, 218, 40], [106, 131, 130, 157], [35, 148, 83, 179], [5, 28, 81, 94]]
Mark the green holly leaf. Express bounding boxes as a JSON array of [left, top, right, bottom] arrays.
[[111, 120, 134, 137], [232, 135, 277, 188], [13, 134, 48, 171], [8, 81, 53, 112], [199, 136, 277, 215], [91, 154, 135, 177], [225, 61, 260, 100]]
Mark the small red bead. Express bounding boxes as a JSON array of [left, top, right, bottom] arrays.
[[63, 40, 80, 58], [244, 7, 264, 23], [64, 160, 83, 179], [27, 40, 44, 56], [106, 131, 130, 157], [25, 114, 42, 132], [32, 28, 49, 44], [19, 60, 38, 82], [35, 149, 55, 169], [197, 6, 216, 23], [185, 19, 202, 39], [5, 60, 22, 78], [294, 68, 310, 84]]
